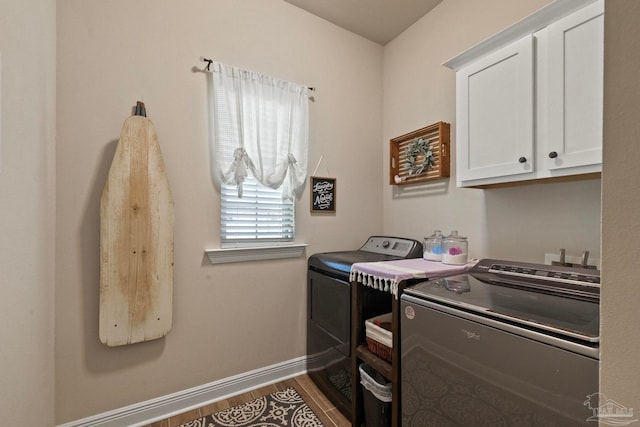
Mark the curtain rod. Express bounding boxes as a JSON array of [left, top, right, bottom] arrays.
[[200, 57, 316, 91]]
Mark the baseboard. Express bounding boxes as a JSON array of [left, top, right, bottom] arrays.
[[57, 356, 308, 427]]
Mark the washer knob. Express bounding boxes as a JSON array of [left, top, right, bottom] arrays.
[[382, 240, 390, 248]]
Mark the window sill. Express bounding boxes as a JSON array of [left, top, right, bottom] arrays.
[[205, 244, 308, 264]]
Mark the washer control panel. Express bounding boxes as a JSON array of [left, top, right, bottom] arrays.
[[360, 236, 423, 258]]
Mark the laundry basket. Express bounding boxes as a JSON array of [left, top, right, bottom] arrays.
[[359, 363, 392, 427]]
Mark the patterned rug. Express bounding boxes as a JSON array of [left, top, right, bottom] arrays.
[[178, 387, 324, 427]]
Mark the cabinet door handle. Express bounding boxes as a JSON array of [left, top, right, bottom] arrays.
[[548, 151, 558, 159], [518, 157, 527, 164]]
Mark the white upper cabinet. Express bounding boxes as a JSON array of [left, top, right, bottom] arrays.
[[444, 0, 604, 188], [456, 34, 534, 183], [542, 1, 604, 172]]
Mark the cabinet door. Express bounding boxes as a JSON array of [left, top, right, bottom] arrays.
[[456, 35, 534, 185], [544, 0, 603, 171]]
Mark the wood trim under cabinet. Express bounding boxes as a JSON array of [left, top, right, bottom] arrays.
[[467, 172, 601, 189]]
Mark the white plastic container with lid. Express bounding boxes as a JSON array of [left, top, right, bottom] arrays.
[[423, 230, 444, 261], [442, 230, 468, 265]]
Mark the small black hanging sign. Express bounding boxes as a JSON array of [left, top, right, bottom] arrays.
[[310, 176, 336, 213]]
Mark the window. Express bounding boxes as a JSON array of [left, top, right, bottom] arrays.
[[208, 61, 309, 250], [221, 176, 294, 245]]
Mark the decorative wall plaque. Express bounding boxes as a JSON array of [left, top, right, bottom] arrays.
[[310, 176, 336, 213], [390, 121, 450, 185]]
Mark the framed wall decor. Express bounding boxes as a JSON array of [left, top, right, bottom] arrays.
[[310, 176, 336, 213], [390, 121, 450, 185]]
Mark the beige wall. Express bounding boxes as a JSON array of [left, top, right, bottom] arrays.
[[382, 0, 602, 265], [55, 0, 383, 423], [0, 0, 56, 425], [601, 0, 640, 415]]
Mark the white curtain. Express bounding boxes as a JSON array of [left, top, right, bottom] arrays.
[[209, 62, 309, 199]]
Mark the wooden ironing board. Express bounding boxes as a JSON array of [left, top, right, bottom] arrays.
[[99, 103, 174, 346]]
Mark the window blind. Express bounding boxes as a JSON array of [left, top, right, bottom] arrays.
[[221, 176, 294, 244]]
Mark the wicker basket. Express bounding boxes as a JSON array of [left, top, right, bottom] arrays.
[[365, 313, 393, 363], [366, 337, 392, 362]]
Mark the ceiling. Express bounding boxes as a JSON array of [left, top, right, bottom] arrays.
[[282, 0, 444, 46]]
